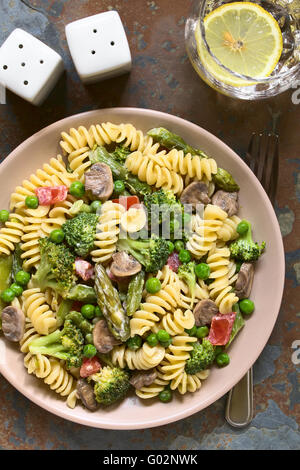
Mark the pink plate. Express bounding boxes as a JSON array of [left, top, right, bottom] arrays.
[[0, 108, 285, 429]]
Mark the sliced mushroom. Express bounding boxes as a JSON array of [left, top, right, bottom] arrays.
[[211, 190, 239, 217], [180, 181, 211, 209], [76, 378, 99, 411], [235, 263, 254, 299], [193, 299, 218, 327], [84, 162, 114, 202], [110, 251, 142, 278], [129, 369, 157, 390], [2, 306, 25, 342], [93, 318, 121, 353]]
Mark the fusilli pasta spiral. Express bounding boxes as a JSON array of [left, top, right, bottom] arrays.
[[217, 215, 241, 242], [187, 204, 228, 258], [0, 213, 26, 256], [111, 343, 165, 370], [158, 309, 195, 336], [90, 201, 125, 263], [22, 285, 57, 335], [206, 245, 239, 314], [148, 148, 218, 182], [158, 334, 198, 393], [126, 151, 184, 195]]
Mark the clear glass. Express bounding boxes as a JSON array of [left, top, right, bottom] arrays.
[[185, 0, 300, 99]]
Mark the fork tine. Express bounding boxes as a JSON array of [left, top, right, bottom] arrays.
[[268, 134, 279, 205], [245, 132, 279, 204], [261, 133, 273, 190], [257, 133, 268, 183], [245, 133, 259, 174]]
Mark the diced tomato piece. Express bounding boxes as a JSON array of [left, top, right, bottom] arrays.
[[50, 186, 68, 203], [112, 196, 140, 210], [35, 187, 53, 205], [75, 258, 94, 281], [167, 252, 181, 273], [208, 312, 236, 346], [80, 357, 101, 378], [35, 186, 67, 205]]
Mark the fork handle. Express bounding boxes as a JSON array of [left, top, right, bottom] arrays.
[[225, 367, 253, 428]]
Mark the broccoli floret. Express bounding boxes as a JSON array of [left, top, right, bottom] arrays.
[[144, 188, 182, 214], [29, 319, 84, 368], [185, 339, 215, 375], [112, 145, 131, 163], [91, 366, 131, 406], [230, 220, 266, 262], [144, 189, 183, 233], [178, 262, 196, 304], [62, 212, 99, 257], [32, 238, 75, 296], [117, 235, 169, 272]]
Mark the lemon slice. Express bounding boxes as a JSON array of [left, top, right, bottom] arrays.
[[195, 2, 283, 87]]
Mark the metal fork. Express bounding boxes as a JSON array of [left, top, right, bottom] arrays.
[[225, 132, 279, 428]]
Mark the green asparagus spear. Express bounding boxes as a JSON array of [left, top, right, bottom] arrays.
[[56, 299, 73, 327], [0, 254, 13, 327], [66, 284, 97, 303], [65, 311, 94, 341], [147, 127, 239, 192], [126, 270, 145, 316], [12, 243, 23, 282], [94, 264, 130, 342], [147, 127, 201, 156], [89, 146, 152, 198], [212, 168, 240, 192]]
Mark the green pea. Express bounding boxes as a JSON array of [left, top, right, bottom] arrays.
[[159, 388, 172, 403], [195, 263, 210, 280], [145, 277, 161, 294], [216, 352, 230, 367], [79, 203, 92, 213], [90, 200, 102, 213], [0, 210, 9, 223], [178, 249, 191, 264], [69, 181, 85, 198], [239, 299, 255, 315], [168, 241, 175, 254], [174, 240, 185, 252], [10, 283, 23, 297], [157, 329, 170, 343], [196, 326, 209, 339], [15, 270, 30, 286], [50, 229, 65, 244], [25, 195, 39, 209], [126, 335, 142, 350], [114, 180, 125, 194], [160, 338, 172, 348], [236, 220, 249, 235], [85, 333, 93, 345], [83, 344, 97, 358], [146, 333, 158, 347], [0, 288, 15, 303], [185, 326, 198, 337], [182, 212, 191, 225], [94, 306, 103, 318], [81, 304, 95, 319], [171, 219, 180, 233]]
